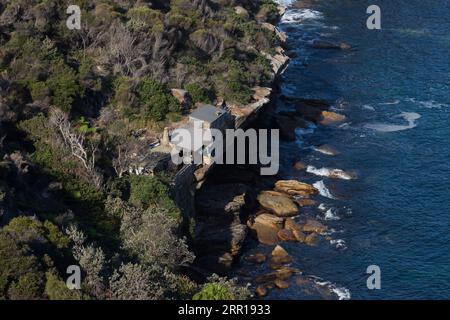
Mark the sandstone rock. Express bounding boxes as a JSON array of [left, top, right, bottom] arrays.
[[255, 285, 268, 297], [293, 161, 307, 171], [293, 229, 307, 243], [320, 111, 346, 125], [271, 245, 292, 264], [274, 180, 319, 197], [295, 199, 318, 207], [250, 213, 284, 245], [277, 229, 297, 242], [274, 279, 289, 289], [255, 213, 285, 228], [305, 233, 320, 246], [275, 266, 299, 280], [284, 219, 302, 232], [257, 191, 298, 217], [246, 253, 266, 264], [302, 219, 327, 233]]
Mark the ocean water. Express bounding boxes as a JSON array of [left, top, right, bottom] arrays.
[[256, 0, 450, 299]]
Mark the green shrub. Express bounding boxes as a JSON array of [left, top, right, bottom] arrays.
[[185, 83, 213, 104], [193, 283, 235, 300], [45, 272, 83, 300], [129, 175, 175, 212], [137, 78, 180, 121]]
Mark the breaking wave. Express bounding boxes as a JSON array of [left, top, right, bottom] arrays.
[[364, 112, 421, 132], [313, 277, 351, 300], [313, 180, 336, 199], [307, 165, 354, 180]]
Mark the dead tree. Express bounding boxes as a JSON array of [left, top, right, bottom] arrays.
[[50, 108, 102, 188]]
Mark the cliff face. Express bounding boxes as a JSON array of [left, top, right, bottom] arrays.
[[181, 4, 289, 276]]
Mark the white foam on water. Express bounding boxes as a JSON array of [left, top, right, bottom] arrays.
[[312, 147, 333, 155], [281, 9, 324, 24], [324, 208, 341, 221], [416, 100, 449, 109], [307, 166, 354, 180], [378, 100, 400, 106], [362, 104, 375, 111], [364, 112, 421, 132], [318, 203, 327, 211], [314, 278, 351, 300], [330, 238, 347, 250], [313, 180, 336, 199], [274, 0, 295, 6]]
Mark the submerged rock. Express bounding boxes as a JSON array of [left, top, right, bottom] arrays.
[[293, 161, 307, 171], [257, 191, 299, 217], [312, 39, 352, 50], [294, 199, 318, 207], [246, 253, 267, 264], [274, 180, 319, 197], [320, 111, 346, 125], [274, 279, 289, 289], [305, 233, 320, 246], [303, 219, 327, 234]]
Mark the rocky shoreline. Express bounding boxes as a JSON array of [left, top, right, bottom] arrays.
[[190, 0, 350, 298]]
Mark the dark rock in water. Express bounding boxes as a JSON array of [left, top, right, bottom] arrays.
[[274, 279, 290, 289], [246, 253, 267, 264], [312, 39, 352, 50], [293, 161, 307, 171], [302, 219, 327, 233], [304, 233, 320, 246], [275, 113, 309, 141]]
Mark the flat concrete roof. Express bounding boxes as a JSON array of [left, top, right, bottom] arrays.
[[189, 105, 226, 124]]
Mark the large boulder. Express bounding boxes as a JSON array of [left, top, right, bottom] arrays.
[[271, 245, 292, 264], [275, 180, 319, 197], [257, 191, 299, 217], [249, 213, 284, 245]]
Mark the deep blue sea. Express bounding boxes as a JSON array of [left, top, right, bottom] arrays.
[[249, 0, 450, 299]]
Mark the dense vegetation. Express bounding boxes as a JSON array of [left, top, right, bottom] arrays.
[[0, 0, 281, 300]]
